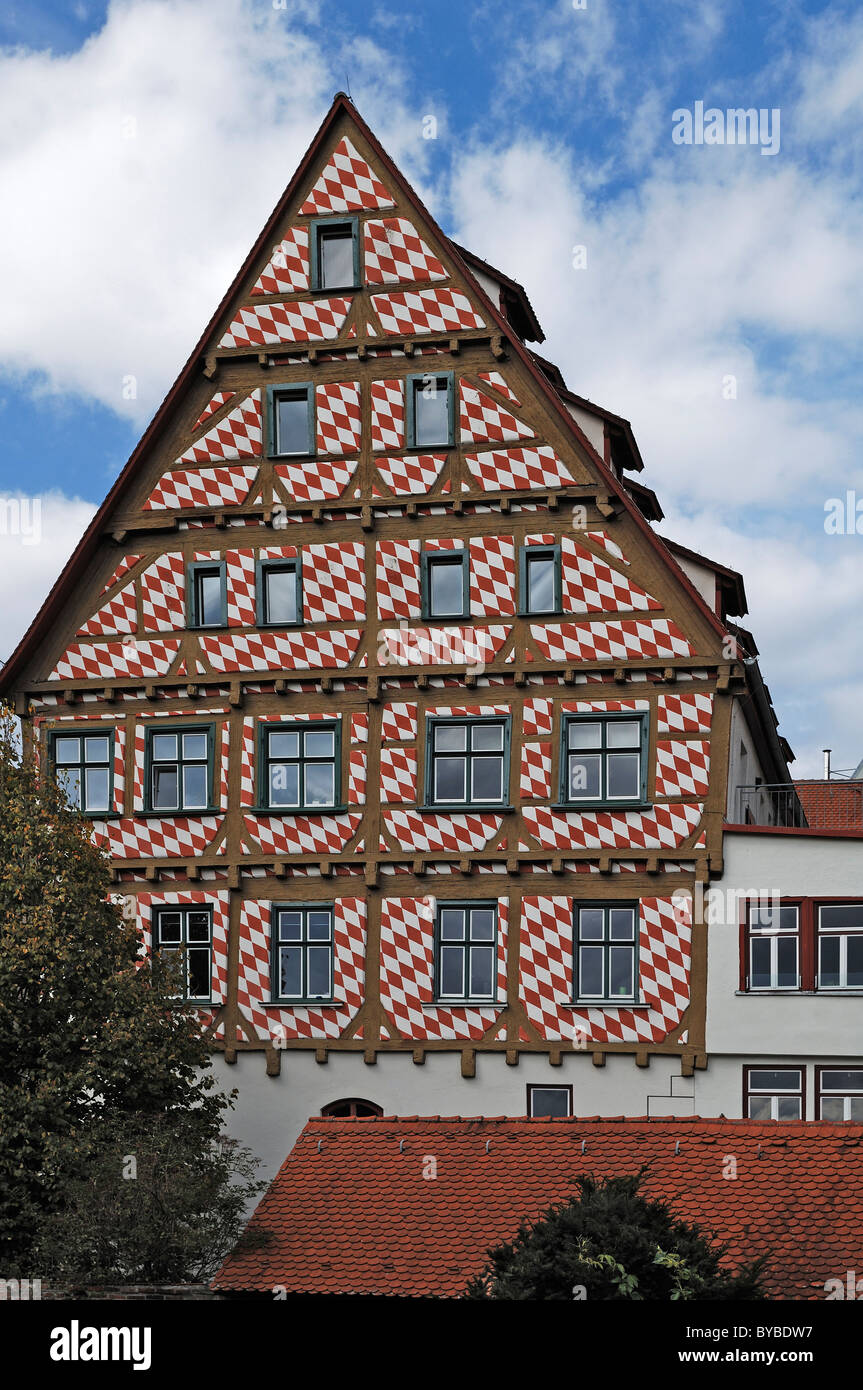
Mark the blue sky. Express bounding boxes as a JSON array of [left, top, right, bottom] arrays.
[[0, 0, 861, 774]]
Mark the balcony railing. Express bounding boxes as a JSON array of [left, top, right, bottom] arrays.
[[734, 784, 808, 828]]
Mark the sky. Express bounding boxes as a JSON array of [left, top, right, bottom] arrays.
[[0, 0, 861, 776]]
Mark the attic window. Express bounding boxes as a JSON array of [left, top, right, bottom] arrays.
[[407, 372, 454, 449], [311, 217, 359, 291], [267, 383, 314, 458]]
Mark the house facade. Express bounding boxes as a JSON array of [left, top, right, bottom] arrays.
[[3, 95, 853, 1183]]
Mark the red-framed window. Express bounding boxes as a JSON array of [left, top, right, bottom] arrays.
[[740, 898, 863, 992], [815, 1068, 863, 1121], [743, 1066, 805, 1121]]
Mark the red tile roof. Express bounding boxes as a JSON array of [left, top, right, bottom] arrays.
[[213, 1115, 863, 1299], [795, 780, 863, 830]]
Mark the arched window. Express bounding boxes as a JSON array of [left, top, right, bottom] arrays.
[[320, 1097, 383, 1118]]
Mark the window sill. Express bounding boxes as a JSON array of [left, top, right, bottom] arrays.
[[562, 1001, 648, 1010], [139, 807, 222, 818], [518, 610, 566, 619], [736, 989, 863, 997], [417, 804, 513, 815], [265, 999, 340, 1008], [187, 624, 227, 633], [405, 442, 454, 453], [249, 804, 349, 817], [426, 1001, 504, 1009], [258, 621, 304, 630], [269, 451, 317, 462], [550, 803, 652, 814], [75, 811, 122, 821]]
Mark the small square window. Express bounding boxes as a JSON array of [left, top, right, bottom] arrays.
[[562, 713, 647, 808], [188, 562, 226, 630], [407, 373, 454, 449], [426, 716, 509, 807], [574, 903, 638, 1003], [272, 904, 335, 1002], [817, 1068, 863, 1121], [311, 218, 359, 291], [527, 1085, 572, 1118], [261, 720, 340, 811], [744, 1067, 803, 1121], [435, 903, 498, 1002], [146, 725, 213, 813], [51, 727, 114, 815], [422, 550, 468, 619], [258, 559, 301, 626], [267, 383, 314, 459], [154, 904, 213, 1001]]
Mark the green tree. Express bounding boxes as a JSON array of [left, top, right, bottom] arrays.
[[0, 708, 263, 1280], [465, 1172, 767, 1301]]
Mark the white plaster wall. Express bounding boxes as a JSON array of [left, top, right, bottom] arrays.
[[561, 400, 606, 458], [726, 699, 768, 820], [669, 553, 716, 612]]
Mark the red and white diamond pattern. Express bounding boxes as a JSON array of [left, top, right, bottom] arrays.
[[96, 815, 223, 860], [351, 712, 369, 744], [218, 298, 352, 348], [531, 619, 694, 662], [519, 895, 690, 1043], [240, 717, 255, 808], [145, 464, 258, 511], [657, 693, 714, 734], [225, 548, 256, 628], [376, 453, 446, 495], [655, 739, 711, 798], [199, 629, 362, 673], [382, 809, 502, 853], [523, 698, 554, 736], [102, 554, 141, 592], [378, 624, 509, 667], [348, 750, 366, 805], [176, 390, 262, 466], [193, 391, 236, 430], [459, 384, 534, 445], [302, 542, 366, 623], [238, 897, 365, 1041], [141, 553, 185, 631], [562, 538, 661, 613], [465, 445, 574, 491], [381, 702, 418, 742], [520, 741, 552, 800], [371, 288, 485, 336], [251, 226, 310, 295], [477, 371, 520, 405], [363, 217, 446, 284], [380, 746, 417, 803], [50, 639, 180, 682], [523, 802, 703, 850], [469, 535, 516, 616], [563, 699, 649, 714], [243, 811, 362, 857], [299, 137, 395, 214], [370, 379, 405, 451], [274, 458, 358, 502], [583, 530, 627, 563], [76, 582, 137, 637], [379, 896, 505, 1040], [112, 724, 126, 814], [316, 381, 362, 455], [136, 891, 229, 1004], [376, 539, 421, 620]]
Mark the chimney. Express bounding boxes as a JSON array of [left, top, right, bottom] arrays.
[[823, 748, 832, 780]]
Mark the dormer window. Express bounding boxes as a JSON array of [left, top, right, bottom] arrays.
[[311, 217, 359, 291]]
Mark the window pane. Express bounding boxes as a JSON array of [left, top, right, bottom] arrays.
[[469, 945, 494, 997], [434, 724, 466, 752], [197, 571, 222, 627], [187, 948, 210, 998], [279, 946, 302, 996], [305, 730, 335, 758], [414, 378, 450, 446], [578, 945, 604, 997], [849, 1097, 863, 1121], [821, 1070, 863, 1090], [306, 946, 331, 997], [821, 1096, 845, 1122], [269, 730, 300, 759], [471, 755, 504, 802], [471, 723, 504, 752], [276, 393, 309, 455], [84, 767, 110, 813], [748, 1096, 773, 1121], [578, 908, 604, 940], [439, 909, 465, 940], [819, 935, 841, 987], [569, 753, 601, 799], [609, 908, 635, 941], [152, 765, 178, 810], [305, 762, 335, 807], [527, 554, 555, 612], [264, 567, 298, 624], [440, 944, 464, 996], [307, 911, 332, 941], [320, 229, 354, 288], [429, 558, 464, 617], [609, 945, 634, 997], [59, 767, 81, 809], [434, 756, 466, 802], [749, 1069, 801, 1091], [470, 909, 496, 941], [54, 736, 80, 764], [848, 936, 863, 987], [187, 911, 211, 942], [183, 732, 208, 761], [568, 721, 602, 749], [278, 911, 302, 942], [157, 912, 183, 943], [607, 752, 640, 799], [84, 735, 110, 763], [778, 906, 799, 932], [607, 720, 641, 749], [270, 762, 300, 807], [750, 936, 772, 989], [776, 935, 798, 988], [777, 1096, 801, 1121], [530, 1088, 570, 1118], [820, 904, 863, 932], [183, 763, 208, 809], [151, 734, 178, 761]]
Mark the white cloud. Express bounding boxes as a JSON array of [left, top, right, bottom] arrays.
[[0, 492, 98, 664]]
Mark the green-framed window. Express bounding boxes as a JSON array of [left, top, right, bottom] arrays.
[[266, 382, 315, 458], [425, 715, 510, 808], [435, 901, 497, 1002], [145, 725, 214, 813], [310, 216, 360, 291], [154, 904, 213, 1002], [256, 556, 302, 627], [574, 902, 638, 1003], [259, 720, 341, 811], [271, 903, 334, 1002], [519, 543, 561, 615], [421, 548, 469, 620], [187, 560, 226, 630], [405, 371, 455, 449], [50, 728, 114, 815], [561, 711, 648, 808]]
